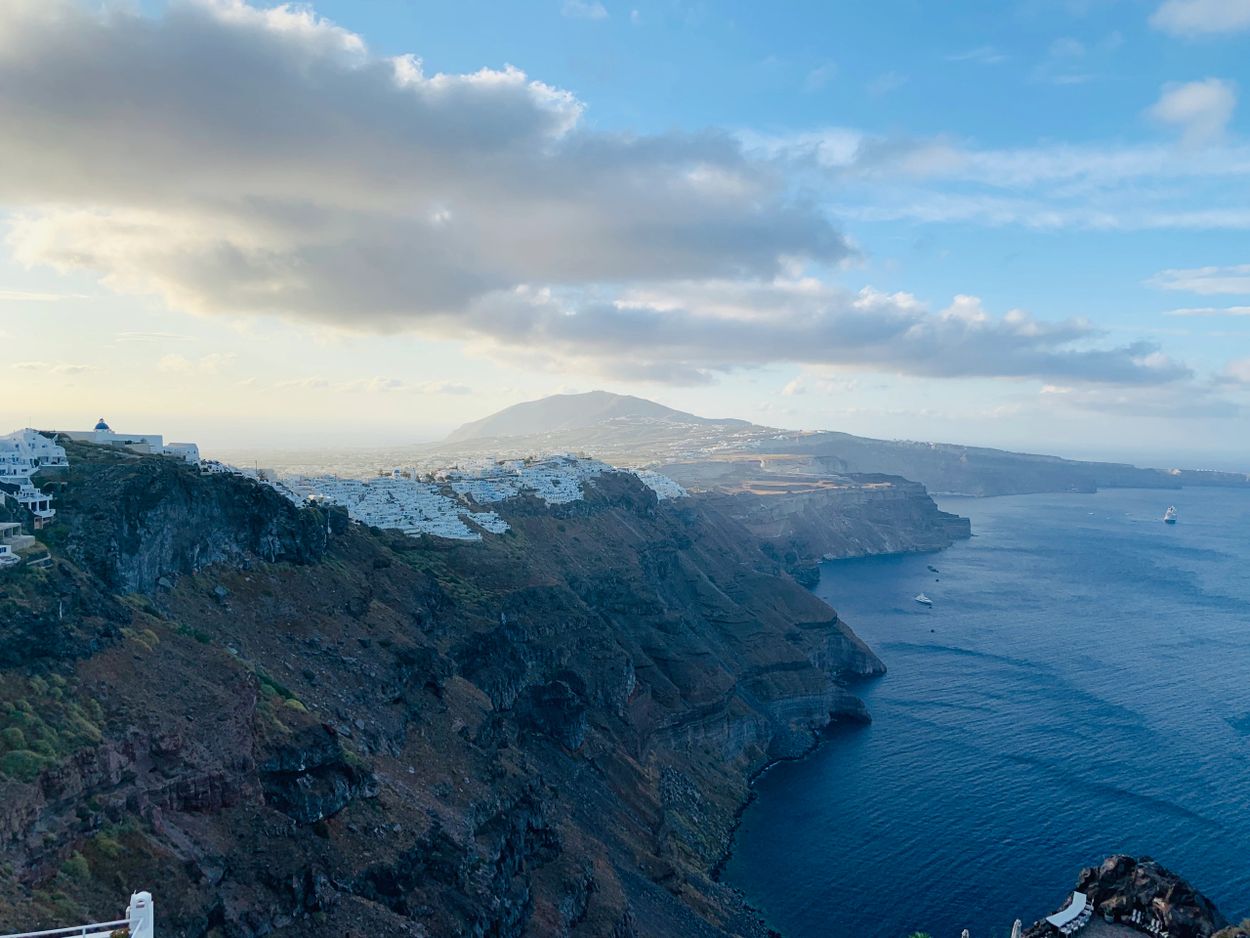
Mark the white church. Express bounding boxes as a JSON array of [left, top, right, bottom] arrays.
[[62, 417, 200, 464]]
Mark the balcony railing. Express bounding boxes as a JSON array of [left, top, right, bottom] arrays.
[[0, 891, 152, 938]]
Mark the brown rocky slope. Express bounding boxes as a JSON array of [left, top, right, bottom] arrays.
[[0, 443, 885, 937]]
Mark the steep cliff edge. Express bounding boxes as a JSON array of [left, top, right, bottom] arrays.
[[0, 445, 883, 937], [700, 473, 970, 585], [657, 459, 971, 585]]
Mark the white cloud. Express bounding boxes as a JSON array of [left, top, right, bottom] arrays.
[[1147, 79, 1237, 145], [1149, 264, 1250, 294], [1150, 0, 1250, 37], [562, 0, 608, 20]]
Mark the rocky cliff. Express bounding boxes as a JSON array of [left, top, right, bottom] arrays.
[[0, 443, 884, 937], [654, 459, 971, 586], [698, 472, 970, 585], [1024, 855, 1229, 938]]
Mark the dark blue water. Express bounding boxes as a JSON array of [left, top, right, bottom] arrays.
[[723, 488, 1250, 938]]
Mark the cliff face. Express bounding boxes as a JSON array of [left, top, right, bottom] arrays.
[[49, 441, 330, 594], [716, 472, 967, 553], [672, 469, 971, 586], [0, 446, 883, 937]]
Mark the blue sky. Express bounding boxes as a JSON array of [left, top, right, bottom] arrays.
[[1, 0, 1248, 466]]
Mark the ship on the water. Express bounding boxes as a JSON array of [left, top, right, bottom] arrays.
[[1163, 506, 1178, 525]]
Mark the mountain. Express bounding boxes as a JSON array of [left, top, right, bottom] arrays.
[[1, 439, 888, 937], [437, 392, 1250, 497], [445, 390, 748, 443]]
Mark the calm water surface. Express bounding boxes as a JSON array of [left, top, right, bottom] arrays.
[[723, 487, 1250, 938]]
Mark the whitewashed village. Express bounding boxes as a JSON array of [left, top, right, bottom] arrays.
[[1, 418, 687, 574]]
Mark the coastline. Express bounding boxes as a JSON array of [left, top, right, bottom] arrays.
[[712, 695, 878, 938], [711, 488, 1250, 936]]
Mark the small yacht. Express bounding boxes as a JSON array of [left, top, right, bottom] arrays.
[[1163, 506, 1178, 525], [914, 592, 933, 607]]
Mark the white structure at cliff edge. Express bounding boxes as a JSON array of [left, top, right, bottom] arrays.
[[62, 417, 201, 463]]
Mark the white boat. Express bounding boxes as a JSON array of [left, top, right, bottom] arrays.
[[1163, 506, 1178, 525], [914, 592, 933, 606]]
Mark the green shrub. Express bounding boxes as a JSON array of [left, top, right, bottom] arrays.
[[0, 727, 25, 751], [1, 749, 52, 782], [60, 852, 90, 881]]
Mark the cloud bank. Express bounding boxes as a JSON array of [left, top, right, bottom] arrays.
[[0, 0, 1200, 390]]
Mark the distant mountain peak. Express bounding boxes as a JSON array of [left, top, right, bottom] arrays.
[[444, 391, 748, 443]]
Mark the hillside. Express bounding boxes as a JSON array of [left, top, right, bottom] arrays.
[[0, 442, 884, 937], [434, 392, 1250, 498], [445, 390, 749, 444]]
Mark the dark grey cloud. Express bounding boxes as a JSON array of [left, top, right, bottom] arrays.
[[457, 284, 1193, 386]]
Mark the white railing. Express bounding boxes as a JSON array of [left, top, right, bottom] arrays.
[[0, 892, 152, 938], [0, 921, 128, 938]]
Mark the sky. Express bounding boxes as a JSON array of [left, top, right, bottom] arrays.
[[1, 0, 1249, 468]]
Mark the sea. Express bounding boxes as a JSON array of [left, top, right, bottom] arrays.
[[722, 486, 1250, 938]]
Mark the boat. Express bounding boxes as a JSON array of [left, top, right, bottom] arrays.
[[927, 564, 939, 573], [1163, 506, 1178, 525], [914, 592, 933, 606]]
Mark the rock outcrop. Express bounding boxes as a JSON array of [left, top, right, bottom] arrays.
[[667, 464, 971, 584], [50, 440, 330, 595], [1024, 855, 1229, 938], [0, 443, 885, 937]]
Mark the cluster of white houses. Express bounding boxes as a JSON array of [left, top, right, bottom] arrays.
[[0, 428, 69, 527], [279, 455, 686, 542], [2, 421, 686, 552]]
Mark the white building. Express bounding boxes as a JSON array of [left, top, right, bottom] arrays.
[[0, 428, 68, 479], [0, 429, 68, 526], [63, 418, 201, 464]]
